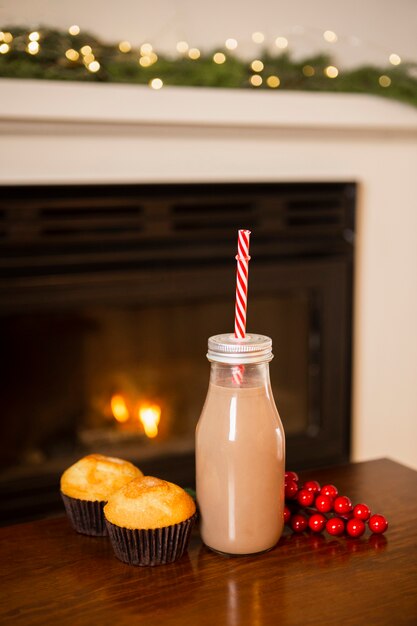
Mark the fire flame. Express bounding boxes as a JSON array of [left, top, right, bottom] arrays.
[[110, 394, 130, 423], [110, 394, 161, 438], [139, 404, 161, 438]]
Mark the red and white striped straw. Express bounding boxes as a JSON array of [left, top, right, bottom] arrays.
[[234, 229, 251, 339]]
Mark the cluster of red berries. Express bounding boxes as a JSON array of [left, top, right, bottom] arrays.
[[284, 471, 388, 538]]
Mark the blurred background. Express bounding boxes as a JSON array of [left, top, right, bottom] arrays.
[[2, 0, 417, 68], [0, 0, 416, 523]]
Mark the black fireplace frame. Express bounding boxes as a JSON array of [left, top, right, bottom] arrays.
[[0, 182, 354, 523]]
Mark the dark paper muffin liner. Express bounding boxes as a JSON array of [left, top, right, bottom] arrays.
[[61, 492, 107, 536], [105, 514, 197, 566]]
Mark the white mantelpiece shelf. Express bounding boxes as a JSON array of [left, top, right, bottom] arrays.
[[1, 79, 417, 132]]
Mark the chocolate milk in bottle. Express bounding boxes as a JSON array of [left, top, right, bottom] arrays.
[[196, 333, 285, 555]]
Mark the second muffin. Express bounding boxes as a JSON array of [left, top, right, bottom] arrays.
[[104, 476, 197, 566]]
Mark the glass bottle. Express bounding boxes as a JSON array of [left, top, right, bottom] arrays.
[[196, 333, 285, 556]]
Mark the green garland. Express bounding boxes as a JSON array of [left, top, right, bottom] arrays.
[[1, 26, 417, 107]]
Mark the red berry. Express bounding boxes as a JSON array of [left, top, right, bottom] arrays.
[[353, 503, 371, 521], [321, 484, 338, 499], [297, 488, 315, 507], [291, 513, 308, 533], [285, 471, 299, 482], [285, 479, 298, 499], [284, 506, 291, 524], [303, 480, 321, 494], [315, 494, 333, 513], [308, 513, 327, 533], [368, 514, 388, 534], [333, 496, 353, 515], [326, 517, 345, 536], [346, 518, 366, 538]]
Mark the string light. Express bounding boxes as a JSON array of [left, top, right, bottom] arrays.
[[302, 65, 315, 77], [118, 41, 131, 53], [324, 65, 339, 78], [266, 75, 280, 88], [139, 51, 158, 66], [251, 32, 265, 44], [323, 30, 338, 43], [250, 75, 262, 86], [275, 37, 288, 49], [87, 61, 100, 73], [26, 41, 40, 55], [176, 41, 189, 53], [140, 43, 153, 55], [389, 53, 401, 66], [225, 38, 238, 50], [2, 25, 410, 102], [0, 25, 406, 72], [65, 49, 79, 61], [251, 59, 264, 72], [213, 52, 226, 64], [3, 26, 405, 73], [149, 78, 163, 89], [83, 53, 95, 64], [379, 75, 391, 87], [188, 47, 200, 59]]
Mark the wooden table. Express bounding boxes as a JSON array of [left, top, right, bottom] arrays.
[[1, 458, 416, 626]]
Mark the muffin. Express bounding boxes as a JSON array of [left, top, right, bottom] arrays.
[[61, 454, 143, 536], [104, 476, 197, 566]]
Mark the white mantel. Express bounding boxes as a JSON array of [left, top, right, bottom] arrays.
[[1, 79, 416, 185], [1, 79, 417, 469], [1, 79, 417, 131]]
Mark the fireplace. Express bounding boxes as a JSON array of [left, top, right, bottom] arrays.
[[0, 181, 354, 523]]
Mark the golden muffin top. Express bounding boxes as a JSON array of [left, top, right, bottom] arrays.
[[103, 476, 196, 530], [60, 454, 143, 502]]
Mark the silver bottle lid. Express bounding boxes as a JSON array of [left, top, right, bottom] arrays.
[[207, 333, 273, 365]]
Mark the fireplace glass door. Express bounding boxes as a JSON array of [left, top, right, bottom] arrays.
[[0, 182, 354, 523]]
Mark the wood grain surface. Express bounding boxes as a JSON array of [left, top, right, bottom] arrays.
[[0, 459, 416, 626]]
